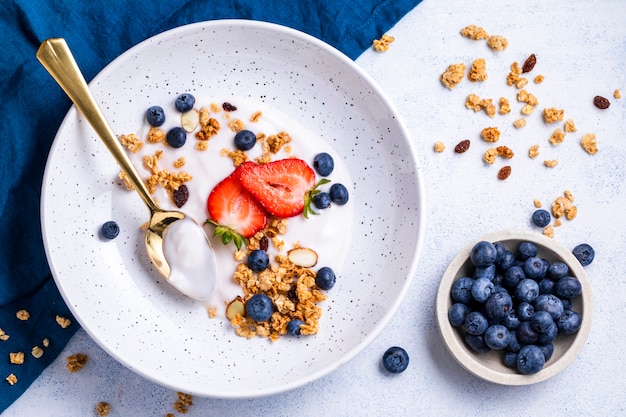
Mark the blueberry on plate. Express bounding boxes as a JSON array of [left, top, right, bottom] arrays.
[[448, 303, 470, 327], [313, 152, 334, 176], [234, 129, 256, 151], [166, 127, 187, 148], [382, 346, 409, 373], [174, 93, 195, 112], [312, 192, 332, 209], [484, 324, 510, 350], [516, 344, 545, 374], [101, 220, 120, 239], [531, 209, 551, 227], [470, 241, 497, 267], [315, 266, 336, 290], [245, 293, 274, 322], [572, 243, 595, 266], [329, 183, 349, 205], [286, 319, 304, 336], [145, 105, 165, 127], [247, 249, 270, 272]]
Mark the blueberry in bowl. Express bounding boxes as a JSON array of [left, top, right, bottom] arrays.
[[436, 230, 592, 385]]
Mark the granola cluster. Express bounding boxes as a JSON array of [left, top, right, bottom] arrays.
[[533, 190, 578, 237], [372, 34, 395, 52]]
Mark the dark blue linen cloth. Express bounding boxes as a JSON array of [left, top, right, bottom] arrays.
[[0, 0, 422, 410]]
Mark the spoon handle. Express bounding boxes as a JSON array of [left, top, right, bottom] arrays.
[[36, 38, 160, 214]]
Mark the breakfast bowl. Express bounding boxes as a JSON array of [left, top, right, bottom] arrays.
[[435, 230, 592, 385]]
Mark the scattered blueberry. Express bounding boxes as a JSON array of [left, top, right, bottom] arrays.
[[382, 346, 409, 373], [315, 266, 336, 290], [313, 152, 334, 176], [101, 221, 120, 239], [572, 243, 595, 266], [484, 324, 510, 350], [245, 293, 273, 322], [286, 319, 304, 336], [312, 192, 332, 209], [531, 209, 551, 227], [247, 249, 270, 272], [516, 345, 545, 375], [166, 127, 187, 148], [175, 93, 195, 112], [234, 129, 257, 151], [470, 241, 498, 268], [145, 105, 165, 127], [329, 183, 349, 205]]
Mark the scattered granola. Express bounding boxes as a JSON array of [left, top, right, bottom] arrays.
[[544, 159, 559, 168], [373, 34, 395, 52], [483, 148, 497, 164], [534, 74, 545, 84], [480, 126, 501, 142], [521, 104, 535, 115], [440, 63, 466, 89], [434, 141, 445, 153], [173, 392, 193, 413], [487, 35, 508, 51], [549, 128, 566, 145], [564, 119, 577, 133], [31, 346, 44, 359], [66, 353, 88, 372], [517, 89, 539, 106], [5, 373, 17, 385], [580, 133, 598, 154], [468, 58, 488, 82], [16, 310, 30, 321], [615, 89, 622, 99], [499, 97, 511, 115], [465, 94, 483, 112], [533, 199, 542, 208], [96, 402, 111, 416], [196, 116, 220, 140], [119, 133, 143, 153], [56, 315, 72, 328], [543, 107, 565, 123], [506, 62, 522, 86], [528, 144, 540, 159], [146, 127, 166, 144], [249, 111, 263, 123], [0, 328, 9, 341], [551, 191, 577, 220], [543, 225, 555, 238], [460, 25, 489, 40], [513, 118, 527, 129], [497, 146, 514, 159], [9, 352, 24, 365]]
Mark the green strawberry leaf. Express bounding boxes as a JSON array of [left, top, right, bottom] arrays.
[[303, 178, 331, 219], [204, 219, 247, 251]]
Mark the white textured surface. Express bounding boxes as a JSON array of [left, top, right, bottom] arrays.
[[7, 0, 626, 415]]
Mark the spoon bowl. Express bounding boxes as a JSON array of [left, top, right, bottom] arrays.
[[36, 38, 217, 300]]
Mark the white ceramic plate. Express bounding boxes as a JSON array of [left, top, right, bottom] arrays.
[[41, 20, 425, 398]]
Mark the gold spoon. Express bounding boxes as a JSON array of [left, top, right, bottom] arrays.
[[37, 38, 218, 301]]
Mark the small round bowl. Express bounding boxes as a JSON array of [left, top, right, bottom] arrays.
[[436, 230, 593, 385]]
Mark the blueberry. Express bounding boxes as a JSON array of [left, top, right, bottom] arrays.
[[538, 278, 555, 295], [312, 192, 332, 209], [517, 302, 535, 321], [548, 261, 569, 279], [470, 241, 498, 268], [554, 276, 582, 299], [531, 209, 551, 227], [464, 311, 489, 335], [471, 277, 494, 303], [502, 310, 521, 330], [473, 264, 496, 280], [245, 293, 273, 322], [503, 265, 525, 288], [538, 343, 555, 361], [517, 321, 539, 344], [514, 279, 540, 304], [247, 249, 270, 272], [523, 257, 548, 280], [496, 250, 516, 272], [174, 93, 195, 112], [572, 243, 595, 266], [166, 127, 187, 148], [101, 220, 120, 239], [382, 346, 409, 373], [313, 152, 334, 176], [560, 298, 572, 310], [329, 183, 349, 205], [530, 310, 554, 333], [492, 273, 504, 287], [503, 351, 518, 368], [234, 129, 256, 151], [464, 333, 490, 353], [517, 241, 538, 260], [537, 322, 559, 344], [451, 277, 474, 304], [315, 266, 336, 290], [493, 241, 506, 262], [557, 310, 582, 334], [484, 291, 513, 321], [506, 331, 522, 352], [448, 303, 470, 327], [516, 345, 545, 374], [484, 324, 510, 350], [534, 294, 564, 319], [286, 319, 304, 336], [145, 105, 165, 127]]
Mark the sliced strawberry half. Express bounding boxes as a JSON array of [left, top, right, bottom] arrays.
[[206, 166, 268, 239], [238, 159, 316, 218]]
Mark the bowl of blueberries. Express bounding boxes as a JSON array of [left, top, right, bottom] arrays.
[[436, 230, 593, 385]]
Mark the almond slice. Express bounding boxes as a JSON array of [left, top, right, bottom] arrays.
[[225, 296, 245, 321], [287, 247, 318, 267], [181, 109, 199, 132]]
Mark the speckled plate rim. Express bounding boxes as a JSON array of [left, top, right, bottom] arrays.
[[41, 20, 426, 398], [435, 230, 592, 385]]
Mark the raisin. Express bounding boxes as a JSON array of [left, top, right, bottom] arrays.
[[454, 139, 470, 153], [172, 184, 189, 208], [497, 165, 512, 180], [593, 95, 610, 109], [222, 102, 237, 112], [259, 235, 269, 251], [522, 54, 537, 73]]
